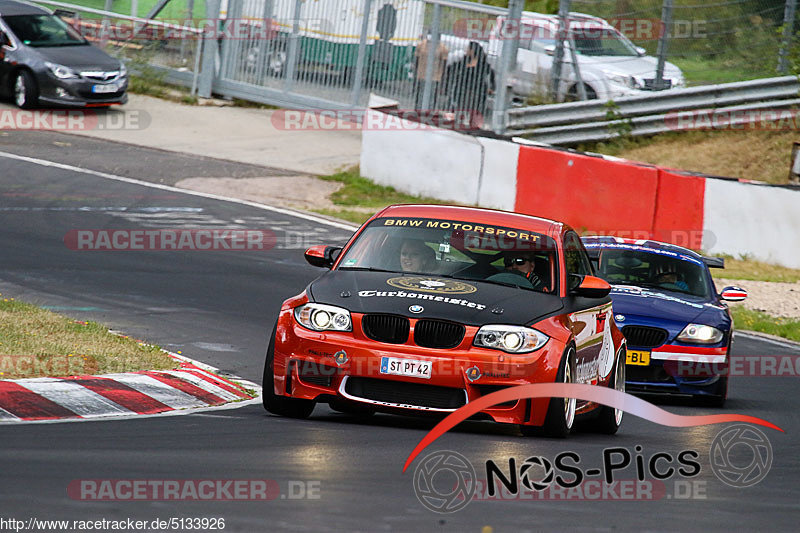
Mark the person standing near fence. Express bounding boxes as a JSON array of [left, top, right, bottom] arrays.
[[414, 34, 448, 111], [444, 41, 494, 129]]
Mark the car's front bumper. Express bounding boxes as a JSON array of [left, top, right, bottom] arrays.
[[36, 71, 128, 107], [272, 309, 567, 426], [625, 344, 728, 397]]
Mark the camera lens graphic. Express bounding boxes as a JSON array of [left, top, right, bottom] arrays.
[[412, 450, 476, 513], [710, 424, 772, 488]]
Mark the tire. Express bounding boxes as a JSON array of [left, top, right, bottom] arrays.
[[591, 348, 625, 434], [565, 83, 597, 102], [13, 70, 38, 109], [521, 346, 576, 438], [698, 376, 727, 408], [262, 324, 315, 419]]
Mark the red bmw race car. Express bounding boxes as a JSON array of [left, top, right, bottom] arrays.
[[264, 205, 627, 436]]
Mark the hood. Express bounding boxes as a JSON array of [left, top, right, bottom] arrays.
[[579, 55, 682, 79], [33, 44, 121, 70], [609, 285, 707, 324], [308, 271, 564, 326]]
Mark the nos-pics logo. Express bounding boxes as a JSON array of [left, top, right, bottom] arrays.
[[413, 424, 773, 513]]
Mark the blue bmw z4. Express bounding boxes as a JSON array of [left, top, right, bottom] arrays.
[[582, 236, 748, 406]]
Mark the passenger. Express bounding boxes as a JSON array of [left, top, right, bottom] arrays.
[[400, 240, 436, 273], [486, 252, 541, 289]]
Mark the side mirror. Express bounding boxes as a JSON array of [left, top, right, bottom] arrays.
[[570, 274, 611, 298], [635, 46, 646, 56], [720, 286, 747, 302], [304, 245, 342, 269], [0, 32, 10, 48]]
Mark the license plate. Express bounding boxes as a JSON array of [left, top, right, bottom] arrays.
[[92, 83, 118, 93], [380, 357, 432, 379], [626, 349, 650, 366]]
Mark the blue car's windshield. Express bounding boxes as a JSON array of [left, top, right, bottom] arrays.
[[595, 248, 710, 298]]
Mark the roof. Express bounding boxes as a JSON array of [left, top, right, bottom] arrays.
[[0, 0, 50, 16], [581, 235, 704, 259], [373, 204, 563, 235], [519, 11, 611, 28]]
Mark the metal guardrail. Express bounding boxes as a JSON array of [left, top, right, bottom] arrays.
[[506, 76, 800, 143]]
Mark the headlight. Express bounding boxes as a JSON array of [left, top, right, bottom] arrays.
[[604, 71, 640, 89], [45, 62, 79, 79], [119, 62, 127, 76], [677, 324, 724, 344], [473, 325, 549, 353], [294, 303, 351, 332]]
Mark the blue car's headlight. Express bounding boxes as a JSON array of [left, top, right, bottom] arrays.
[[294, 303, 351, 332], [473, 325, 549, 353], [677, 324, 723, 344]]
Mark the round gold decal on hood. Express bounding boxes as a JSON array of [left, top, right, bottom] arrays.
[[386, 277, 477, 295]]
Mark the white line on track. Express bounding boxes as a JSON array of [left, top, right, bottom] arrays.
[[736, 331, 800, 351], [0, 150, 359, 232]]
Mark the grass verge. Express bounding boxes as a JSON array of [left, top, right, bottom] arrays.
[[710, 255, 800, 284], [128, 73, 198, 105], [0, 296, 176, 379], [580, 129, 800, 185], [313, 168, 443, 225], [731, 307, 800, 343]]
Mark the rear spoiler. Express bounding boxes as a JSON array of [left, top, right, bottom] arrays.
[[702, 256, 725, 268]]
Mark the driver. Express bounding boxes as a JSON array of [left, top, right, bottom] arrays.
[[400, 239, 436, 273], [486, 252, 541, 289], [652, 263, 689, 291]]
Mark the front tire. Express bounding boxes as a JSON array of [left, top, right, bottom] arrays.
[[262, 324, 315, 419], [699, 376, 727, 407], [14, 70, 38, 109], [592, 348, 625, 434], [565, 83, 597, 102], [521, 346, 576, 438]]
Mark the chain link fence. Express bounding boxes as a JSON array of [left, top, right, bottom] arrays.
[[23, 0, 800, 133], [569, 0, 797, 86], [33, 0, 204, 91]]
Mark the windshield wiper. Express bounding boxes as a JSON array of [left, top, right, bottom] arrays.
[[338, 266, 398, 273]]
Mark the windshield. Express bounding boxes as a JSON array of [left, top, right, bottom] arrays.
[[4, 14, 86, 47], [337, 217, 559, 293], [594, 248, 710, 298], [571, 25, 638, 57]]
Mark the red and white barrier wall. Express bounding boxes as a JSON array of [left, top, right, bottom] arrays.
[[360, 110, 800, 268]]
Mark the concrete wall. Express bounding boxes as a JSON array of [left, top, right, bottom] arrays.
[[703, 179, 800, 268], [360, 110, 519, 210], [360, 109, 800, 268]]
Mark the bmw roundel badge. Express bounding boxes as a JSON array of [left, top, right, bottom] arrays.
[[409, 305, 424, 314]]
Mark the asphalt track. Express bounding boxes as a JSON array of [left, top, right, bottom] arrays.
[[1, 132, 799, 532]]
